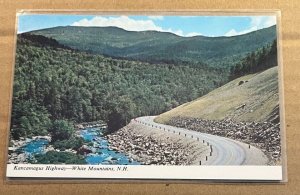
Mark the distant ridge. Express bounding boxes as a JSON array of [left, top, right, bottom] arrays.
[[18, 33, 75, 51], [28, 25, 277, 68]]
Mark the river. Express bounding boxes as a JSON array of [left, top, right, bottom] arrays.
[[80, 127, 139, 165], [19, 127, 139, 165]]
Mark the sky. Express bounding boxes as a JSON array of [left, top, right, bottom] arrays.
[[17, 14, 277, 37]]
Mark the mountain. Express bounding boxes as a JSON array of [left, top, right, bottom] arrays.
[[155, 66, 279, 124], [27, 25, 277, 68]]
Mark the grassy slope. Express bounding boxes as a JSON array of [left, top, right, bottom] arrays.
[[29, 25, 277, 67], [155, 66, 279, 123]]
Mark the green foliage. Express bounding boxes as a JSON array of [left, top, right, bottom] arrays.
[[11, 100, 50, 139], [48, 120, 75, 142], [52, 136, 84, 151], [29, 25, 277, 68], [33, 151, 86, 164], [107, 111, 124, 133], [12, 35, 228, 134], [106, 95, 137, 132], [229, 40, 277, 79]]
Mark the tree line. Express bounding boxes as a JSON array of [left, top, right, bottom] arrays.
[[229, 39, 277, 79]]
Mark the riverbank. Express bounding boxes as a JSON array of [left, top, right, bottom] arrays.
[[8, 126, 139, 165], [8, 121, 103, 164], [105, 121, 210, 165], [8, 136, 51, 164]]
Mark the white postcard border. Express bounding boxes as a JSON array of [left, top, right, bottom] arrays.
[[7, 164, 282, 180]]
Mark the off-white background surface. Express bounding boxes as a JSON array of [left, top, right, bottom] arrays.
[[0, 0, 299, 194]]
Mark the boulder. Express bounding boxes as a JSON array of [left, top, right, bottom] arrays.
[[77, 145, 92, 155], [164, 151, 171, 156], [134, 146, 144, 150]]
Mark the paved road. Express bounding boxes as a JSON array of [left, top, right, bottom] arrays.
[[133, 116, 269, 165]]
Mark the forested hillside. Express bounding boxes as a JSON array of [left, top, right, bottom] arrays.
[[11, 34, 227, 139], [30, 25, 277, 67], [229, 40, 277, 79]]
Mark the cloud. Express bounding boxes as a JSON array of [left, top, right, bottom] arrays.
[[224, 26, 257, 37], [148, 16, 164, 20], [185, 32, 202, 37], [224, 16, 276, 37], [72, 16, 200, 37], [72, 16, 163, 32], [250, 16, 276, 28]]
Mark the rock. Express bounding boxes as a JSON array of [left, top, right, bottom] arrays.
[[107, 160, 114, 164], [134, 146, 143, 150], [8, 147, 17, 152], [150, 159, 158, 165], [146, 150, 154, 155], [110, 146, 118, 151], [46, 145, 55, 152], [104, 156, 113, 161], [77, 145, 92, 155], [134, 150, 141, 154], [17, 153, 27, 162], [76, 124, 84, 129], [129, 143, 135, 148], [32, 135, 51, 142]]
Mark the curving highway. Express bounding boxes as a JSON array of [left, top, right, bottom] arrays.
[[133, 116, 269, 165]]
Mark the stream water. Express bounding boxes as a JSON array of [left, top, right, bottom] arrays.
[[80, 127, 139, 165], [20, 127, 139, 165], [21, 139, 49, 155]]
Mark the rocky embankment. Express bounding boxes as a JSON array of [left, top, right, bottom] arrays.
[[105, 123, 209, 165], [167, 116, 281, 164], [8, 136, 51, 164]]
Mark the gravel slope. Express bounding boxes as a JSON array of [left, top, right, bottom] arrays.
[[136, 116, 269, 165]]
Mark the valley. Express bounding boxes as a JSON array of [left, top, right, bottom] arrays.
[[9, 24, 281, 165]]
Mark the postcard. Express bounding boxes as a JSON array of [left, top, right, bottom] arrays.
[[6, 12, 285, 181]]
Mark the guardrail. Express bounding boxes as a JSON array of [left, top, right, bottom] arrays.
[[134, 118, 213, 165]]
